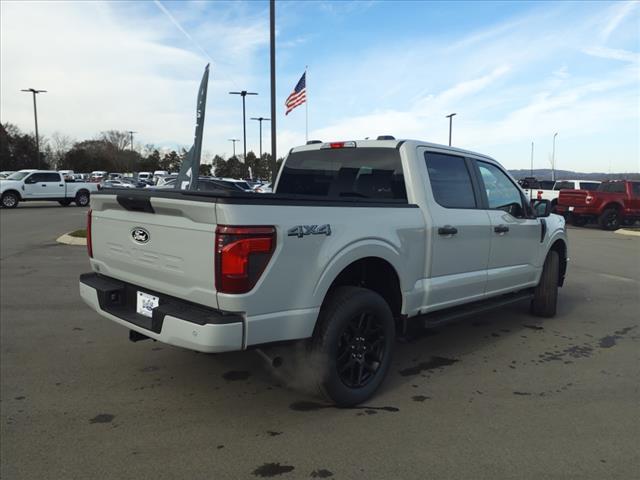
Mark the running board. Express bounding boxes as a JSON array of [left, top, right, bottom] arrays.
[[421, 290, 534, 329]]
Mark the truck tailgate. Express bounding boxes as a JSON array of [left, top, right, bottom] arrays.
[[558, 189, 588, 207], [89, 193, 218, 309]]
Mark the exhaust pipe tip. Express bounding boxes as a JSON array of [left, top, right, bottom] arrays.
[[256, 348, 284, 368]]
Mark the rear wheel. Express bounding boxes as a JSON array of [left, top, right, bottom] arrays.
[[75, 191, 90, 207], [1, 192, 19, 209], [598, 208, 621, 230], [310, 286, 395, 407], [531, 250, 559, 318]]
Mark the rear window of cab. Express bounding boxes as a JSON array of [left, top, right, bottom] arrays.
[[277, 147, 407, 201]]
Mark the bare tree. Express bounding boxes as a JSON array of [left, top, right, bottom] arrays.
[[48, 132, 73, 169]]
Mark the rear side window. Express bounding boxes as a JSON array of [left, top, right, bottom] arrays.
[[631, 183, 640, 197], [425, 153, 476, 208], [554, 181, 574, 190], [599, 182, 626, 193], [277, 147, 407, 200], [580, 182, 600, 191]]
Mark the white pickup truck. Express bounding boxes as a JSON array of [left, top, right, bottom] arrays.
[[0, 170, 98, 208], [79, 138, 568, 405], [522, 179, 601, 207]]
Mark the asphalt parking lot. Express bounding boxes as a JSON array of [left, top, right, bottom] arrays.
[[1, 204, 639, 479]]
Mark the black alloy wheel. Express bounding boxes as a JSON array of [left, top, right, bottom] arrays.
[[337, 312, 386, 389]]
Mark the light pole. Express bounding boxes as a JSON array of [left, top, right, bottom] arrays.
[[530, 141, 534, 177], [270, 0, 277, 182], [128, 131, 137, 151], [21, 88, 46, 168], [229, 90, 258, 162], [228, 138, 239, 158], [551, 132, 558, 181], [250, 117, 271, 162], [446, 113, 457, 146]]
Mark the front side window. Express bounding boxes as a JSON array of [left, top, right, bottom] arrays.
[[424, 152, 476, 208], [477, 161, 525, 218], [42, 173, 61, 182]]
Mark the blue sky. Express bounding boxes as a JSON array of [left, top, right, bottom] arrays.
[[1, 0, 638, 172]]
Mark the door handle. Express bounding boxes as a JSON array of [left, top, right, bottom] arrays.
[[59, 184, 64, 187], [438, 226, 458, 236], [41, 184, 47, 187], [494, 225, 509, 234]]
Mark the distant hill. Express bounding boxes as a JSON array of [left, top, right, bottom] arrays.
[[508, 169, 640, 181]]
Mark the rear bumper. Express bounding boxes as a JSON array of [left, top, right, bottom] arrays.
[[79, 273, 243, 353], [555, 205, 594, 216]]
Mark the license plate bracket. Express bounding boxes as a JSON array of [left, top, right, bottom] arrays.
[[136, 291, 159, 318]]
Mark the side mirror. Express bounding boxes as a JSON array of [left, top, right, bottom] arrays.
[[531, 199, 552, 218], [24, 176, 36, 184]]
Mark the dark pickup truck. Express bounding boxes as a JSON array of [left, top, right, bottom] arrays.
[[557, 180, 640, 229]]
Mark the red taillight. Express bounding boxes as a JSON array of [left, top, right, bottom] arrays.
[[321, 141, 356, 149], [215, 226, 275, 294], [86, 209, 93, 258]]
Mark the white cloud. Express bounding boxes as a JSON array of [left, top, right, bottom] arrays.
[[600, 1, 638, 41]]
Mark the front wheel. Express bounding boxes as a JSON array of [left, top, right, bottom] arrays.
[[531, 250, 559, 318], [1, 192, 19, 209], [75, 191, 90, 207], [310, 286, 395, 407]]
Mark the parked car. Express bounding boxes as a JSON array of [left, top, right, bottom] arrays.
[[1, 170, 98, 208], [90, 171, 108, 183], [522, 179, 601, 207], [557, 180, 640, 229], [0, 171, 17, 179], [137, 172, 152, 182], [99, 180, 135, 190], [79, 138, 568, 406]]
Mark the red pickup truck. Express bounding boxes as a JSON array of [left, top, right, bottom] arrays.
[[557, 180, 640, 230]]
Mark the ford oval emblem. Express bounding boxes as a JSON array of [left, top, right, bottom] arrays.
[[131, 227, 150, 244]]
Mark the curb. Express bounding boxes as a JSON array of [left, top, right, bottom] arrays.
[[56, 233, 87, 246], [615, 229, 640, 237]]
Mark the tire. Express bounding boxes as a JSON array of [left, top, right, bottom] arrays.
[[531, 250, 559, 318], [571, 215, 587, 227], [58, 199, 72, 207], [1, 192, 19, 209], [75, 191, 90, 207], [309, 286, 395, 407], [598, 208, 621, 231]]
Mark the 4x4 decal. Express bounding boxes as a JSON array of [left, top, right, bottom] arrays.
[[287, 224, 332, 238]]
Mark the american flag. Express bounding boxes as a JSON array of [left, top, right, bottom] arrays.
[[285, 72, 306, 115]]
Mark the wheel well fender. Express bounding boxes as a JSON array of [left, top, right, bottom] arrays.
[[1, 189, 21, 200], [314, 244, 404, 318], [549, 239, 568, 286], [76, 189, 89, 197], [600, 202, 622, 212]]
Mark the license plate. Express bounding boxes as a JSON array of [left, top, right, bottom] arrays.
[[136, 291, 159, 318], [569, 206, 574, 211]]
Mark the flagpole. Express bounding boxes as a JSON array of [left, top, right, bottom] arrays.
[[305, 65, 308, 143]]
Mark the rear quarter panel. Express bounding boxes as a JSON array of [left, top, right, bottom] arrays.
[[215, 202, 426, 318]]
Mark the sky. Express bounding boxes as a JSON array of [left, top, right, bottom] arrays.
[[1, 0, 639, 172]]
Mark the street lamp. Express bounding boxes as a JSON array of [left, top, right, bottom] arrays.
[[551, 132, 558, 182], [250, 117, 271, 163], [21, 88, 47, 168], [446, 113, 457, 146], [128, 131, 137, 151], [229, 90, 258, 162], [228, 138, 239, 158]]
